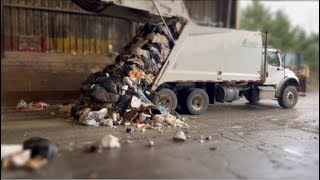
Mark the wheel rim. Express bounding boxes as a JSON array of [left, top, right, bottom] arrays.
[[287, 91, 295, 104], [159, 95, 172, 109], [191, 95, 204, 111]]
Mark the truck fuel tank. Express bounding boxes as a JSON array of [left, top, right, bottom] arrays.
[[215, 86, 240, 102]]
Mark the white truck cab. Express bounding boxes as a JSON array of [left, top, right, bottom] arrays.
[[265, 48, 299, 86], [262, 48, 300, 109]]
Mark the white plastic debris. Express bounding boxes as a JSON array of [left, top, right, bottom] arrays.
[[100, 119, 114, 127], [173, 131, 186, 142], [80, 108, 108, 125], [155, 123, 162, 127], [139, 113, 151, 121], [16, 99, 30, 110], [122, 85, 128, 91], [140, 127, 146, 132], [131, 96, 142, 109], [87, 108, 108, 121], [152, 114, 165, 123], [123, 76, 135, 88], [136, 124, 145, 129], [100, 134, 120, 149], [125, 139, 134, 144], [79, 108, 92, 124], [1, 144, 23, 160], [11, 150, 31, 167], [148, 140, 154, 147], [232, 125, 243, 129], [85, 119, 98, 126], [164, 113, 177, 125], [111, 112, 119, 121], [124, 122, 131, 126]]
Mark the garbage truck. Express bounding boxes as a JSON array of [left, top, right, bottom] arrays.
[[73, 0, 300, 115]]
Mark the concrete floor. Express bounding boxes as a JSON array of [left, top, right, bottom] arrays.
[[1, 92, 319, 179]]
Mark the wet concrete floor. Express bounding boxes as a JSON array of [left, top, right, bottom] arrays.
[[1, 91, 319, 179]]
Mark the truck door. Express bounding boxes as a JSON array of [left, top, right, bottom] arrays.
[[264, 51, 285, 85]]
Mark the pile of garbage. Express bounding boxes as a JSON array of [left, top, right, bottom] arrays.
[[1, 137, 57, 170], [71, 18, 187, 128]]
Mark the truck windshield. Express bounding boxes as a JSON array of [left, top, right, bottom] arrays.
[[267, 52, 280, 67]]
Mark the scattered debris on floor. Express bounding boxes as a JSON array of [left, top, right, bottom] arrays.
[[25, 156, 48, 170], [23, 137, 58, 160], [84, 144, 101, 154], [209, 147, 217, 151], [100, 134, 121, 149], [173, 131, 186, 142], [59, 104, 75, 114], [70, 18, 188, 132], [1, 137, 57, 170], [231, 125, 243, 129], [124, 137, 134, 144], [206, 136, 212, 141], [126, 127, 134, 133], [88, 171, 99, 179], [147, 140, 155, 147], [16, 99, 50, 112]]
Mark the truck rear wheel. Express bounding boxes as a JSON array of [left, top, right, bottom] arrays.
[[183, 88, 209, 115], [156, 88, 177, 111], [278, 86, 298, 108], [245, 89, 260, 104]]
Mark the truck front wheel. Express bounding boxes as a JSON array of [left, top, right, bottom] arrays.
[[245, 89, 260, 104], [156, 88, 178, 111], [278, 86, 298, 108], [183, 88, 209, 115]]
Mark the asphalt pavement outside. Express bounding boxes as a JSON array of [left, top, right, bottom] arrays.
[[1, 91, 319, 179]]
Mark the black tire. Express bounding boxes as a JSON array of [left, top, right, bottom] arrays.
[[278, 86, 299, 108], [156, 88, 178, 111], [183, 88, 209, 115], [245, 89, 260, 104], [176, 89, 190, 113]]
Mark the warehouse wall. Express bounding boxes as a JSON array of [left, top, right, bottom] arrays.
[[1, 0, 238, 56], [185, 0, 239, 28], [1, 0, 136, 55]]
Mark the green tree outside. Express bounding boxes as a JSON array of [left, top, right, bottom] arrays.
[[240, 1, 319, 89]]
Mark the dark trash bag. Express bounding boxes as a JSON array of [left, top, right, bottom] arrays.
[[116, 94, 134, 114], [23, 137, 58, 160], [98, 77, 118, 94], [81, 83, 93, 97], [121, 64, 134, 77], [102, 64, 116, 75], [92, 85, 120, 103], [71, 106, 81, 119], [83, 71, 103, 85], [141, 23, 157, 37]]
